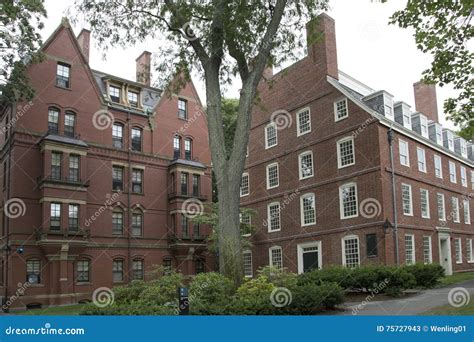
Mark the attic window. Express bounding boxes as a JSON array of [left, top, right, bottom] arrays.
[[178, 99, 187, 119], [56, 63, 70, 88], [334, 98, 348, 121], [109, 86, 121, 103], [128, 91, 139, 107]]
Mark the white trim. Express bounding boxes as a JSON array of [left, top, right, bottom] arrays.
[[464, 199, 471, 225], [437, 193, 446, 221], [240, 172, 249, 197], [300, 193, 316, 227], [452, 196, 460, 223], [334, 98, 348, 122], [264, 122, 277, 149], [336, 136, 355, 169], [423, 235, 432, 264], [269, 245, 283, 269], [327, 76, 473, 167], [434, 154, 443, 179], [339, 182, 359, 219], [455, 237, 463, 264], [296, 107, 311, 136], [298, 150, 314, 180], [399, 139, 410, 167], [467, 239, 474, 263], [242, 249, 253, 277], [420, 188, 430, 219], [297, 241, 322, 274], [449, 161, 457, 184], [267, 202, 281, 233], [416, 147, 427, 173], [460, 166, 467, 187], [438, 233, 453, 276], [401, 183, 413, 216], [341, 234, 360, 267], [404, 234, 416, 265], [266, 162, 279, 190]]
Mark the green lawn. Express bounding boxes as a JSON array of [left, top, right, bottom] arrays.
[[438, 271, 474, 287], [424, 300, 474, 315], [14, 304, 85, 316]]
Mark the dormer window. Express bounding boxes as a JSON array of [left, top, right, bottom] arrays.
[[56, 62, 70, 88], [128, 91, 139, 107], [420, 116, 428, 138], [178, 99, 187, 119], [109, 86, 121, 103]]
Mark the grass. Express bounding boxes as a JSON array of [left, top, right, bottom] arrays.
[[438, 271, 474, 287], [423, 300, 474, 315], [14, 304, 85, 316]]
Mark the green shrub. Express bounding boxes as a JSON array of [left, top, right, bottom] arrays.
[[80, 302, 176, 315], [140, 271, 184, 305], [257, 266, 298, 290], [373, 266, 416, 296], [113, 280, 147, 304], [229, 276, 279, 315], [403, 263, 444, 288], [189, 272, 235, 315], [297, 266, 352, 288], [290, 282, 344, 314]]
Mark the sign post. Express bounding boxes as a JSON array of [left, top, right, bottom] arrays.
[[178, 287, 189, 315]]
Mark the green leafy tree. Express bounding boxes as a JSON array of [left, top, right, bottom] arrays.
[[0, 0, 46, 103], [390, 0, 473, 139], [75, 0, 329, 284]]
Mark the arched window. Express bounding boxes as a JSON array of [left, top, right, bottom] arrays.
[[112, 122, 124, 149], [64, 111, 76, 137], [112, 208, 124, 236], [48, 107, 59, 134], [184, 138, 192, 160], [132, 259, 144, 280], [131, 127, 142, 152], [173, 135, 181, 159], [131, 210, 143, 237]]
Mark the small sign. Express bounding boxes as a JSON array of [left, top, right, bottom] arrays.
[[178, 287, 189, 315]]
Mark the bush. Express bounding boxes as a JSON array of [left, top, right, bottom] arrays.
[[113, 280, 147, 304], [189, 272, 235, 315], [229, 276, 279, 315], [297, 266, 352, 288], [290, 282, 344, 314], [80, 302, 176, 315], [257, 266, 298, 290], [140, 271, 184, 305], [403, 263, 444, 288]]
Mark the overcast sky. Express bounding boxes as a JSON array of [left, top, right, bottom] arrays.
[[43, 0, 459, 129]]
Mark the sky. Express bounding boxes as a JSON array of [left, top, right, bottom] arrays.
[[42, 0, 459, 129]]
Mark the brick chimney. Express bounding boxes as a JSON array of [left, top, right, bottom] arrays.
[[413, 80, 439, 123], [306, 13, 338, 80], [77, 29, 91, 63], [136, 51, 151, 87]]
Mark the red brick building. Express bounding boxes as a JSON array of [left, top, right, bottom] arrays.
[[0, 19, 212, 309], [240, 14, 473, 277]]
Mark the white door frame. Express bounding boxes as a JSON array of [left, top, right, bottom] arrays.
[[297, 241, 322, 274], [438, 232, 453, 276]]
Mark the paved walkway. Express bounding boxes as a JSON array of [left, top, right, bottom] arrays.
[[336, 279, 474, 316]]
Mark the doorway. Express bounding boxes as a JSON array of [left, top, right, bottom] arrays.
[[438, 234, 452, 276]]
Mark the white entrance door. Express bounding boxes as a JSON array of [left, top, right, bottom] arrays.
[[438, 234, 453, 276]]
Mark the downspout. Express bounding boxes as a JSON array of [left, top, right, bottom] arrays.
[[387, 127, 399, 266], [3, 104, 14, 312], [126, 110, 132, 284]]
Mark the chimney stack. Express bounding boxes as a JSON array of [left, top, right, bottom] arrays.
[[306, 13, 338, 80], [77, 29, 91, 63], [136, 51, 151, 87], [413, 80, 439, 123]]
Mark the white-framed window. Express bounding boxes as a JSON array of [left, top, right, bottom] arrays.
[[300, 193, 316, 226], [464, 200, 471, 224], [460, 166, 467, 187], [298, 151, 314, 179], [399, 139, 410, 167], [265, 123, 277, 149], [420, 115, 429, 138], [269, 246, 283, 269], [437, 193, 446, 221], [342, 235, 359, 268], [420, 188, 430, 219], [266, 163, 279, 189], [452, 197, 460, 223], [297, 108, 311, 136], [243, 250, 253, 277], [401, 183, 413, 216], [267, 202, 281, 232], [455, 238, 462, 264], [467, 239, 473, 263], [423, 236, 432, 264], [449, 161, 456, 183], [337, 136, 355, 168], [240, 211, 252, 237], [405, 234, 415, 265], [339, 182, 358, 219], [434, 155, 442, 178], [417, 147, 426, 172], [403, 111, 411, 128], [240, 172, 249, 197], [334, 98, 348, 121]]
